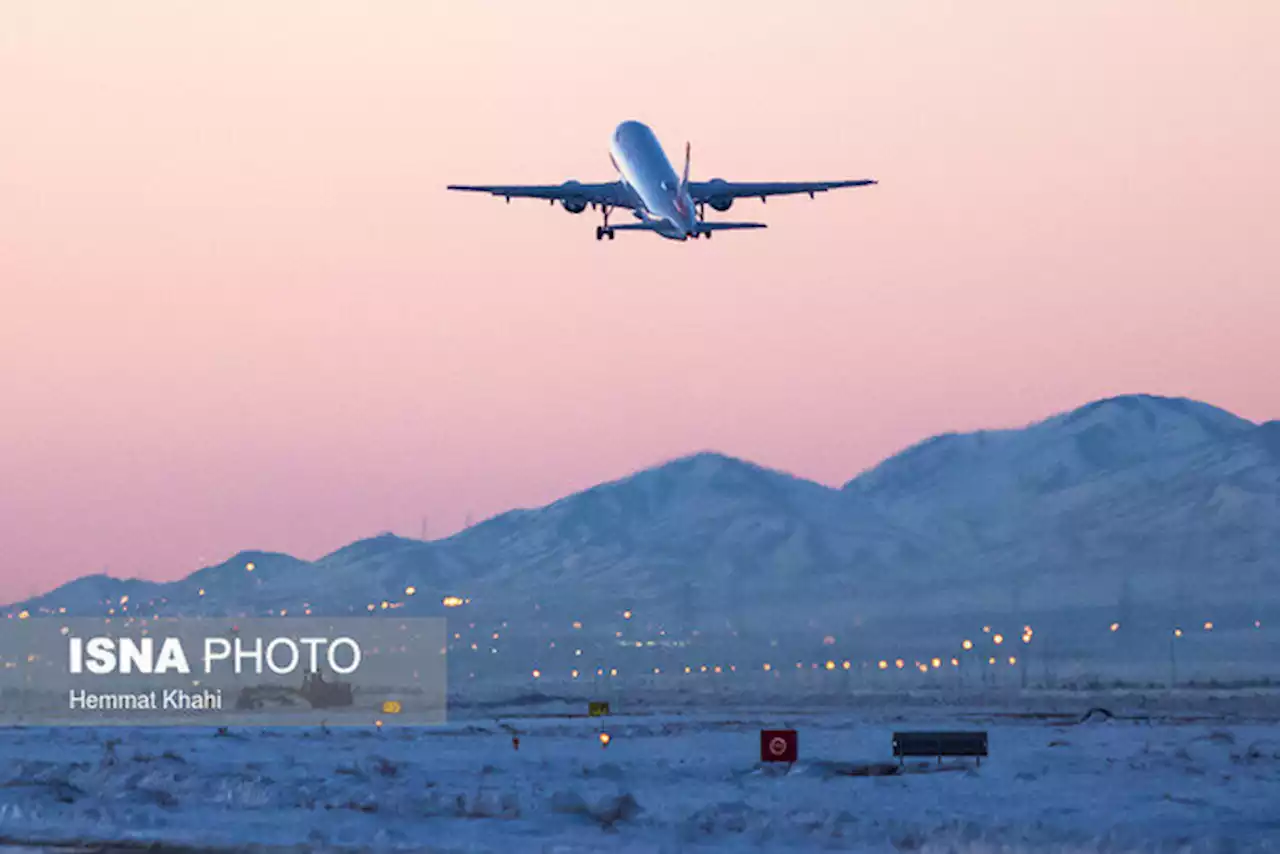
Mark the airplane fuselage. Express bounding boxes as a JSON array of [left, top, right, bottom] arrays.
[[609, 121, 698, 240]]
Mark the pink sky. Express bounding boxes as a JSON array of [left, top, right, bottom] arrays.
[[2, 2, 1278, 600]]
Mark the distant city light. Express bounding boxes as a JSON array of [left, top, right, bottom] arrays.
[[988, 656, 996, 664], [714, 666, 722, 674], [685, 666, 692, 674], [405, 586, 417, 597], [895, 659, 905, 669], [623, 610, 633, 620], [1256, 620, 1262, 629], [599, 733, 611, 747], [878, 660, 889, 670], [492, 632, 500, 640], [1110, 622, 1120, 632], [571, 669, 579, 678], [825, 660, 836, 671], [531, 669, 541, 679], [993, 634, 1004, 645], [609, 668, 617, 677], [931, 658, 941, 669], [962, 639, 973, 650], [983, 626, 991, 633], [763, 663, 772, 671], [1009, 656, 1017, 665], [1203, 621, 1214, 631], [120, 595, 130, 605], [1174, 628, 1183, 637], [842, 661, 851, 670], [17, 610, 29, 620], [700, 665, 708, 673], [380, 601, 389, 610], [572, 621, 582, 630], [823, 635, 836, 646], [441, 596, 464, 608], [245, 563, 255, 572], [917, 663, 928, 673], [574, 649, 582, 656], [654, 667, 661, 674], [198, 589, 205, 597], [951, 658, 959, 667]]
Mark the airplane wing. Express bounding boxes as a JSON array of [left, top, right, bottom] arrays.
[[446, 181, 638, 209], [687, 179, 876, 204]]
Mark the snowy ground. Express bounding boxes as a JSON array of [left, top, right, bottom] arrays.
[[0, 691, 1278, 852]]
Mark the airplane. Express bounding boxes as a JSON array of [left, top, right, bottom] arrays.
[[447, 120, 876, 241]]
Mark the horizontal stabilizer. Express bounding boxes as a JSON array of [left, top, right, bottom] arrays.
[[696, 221, 767, 232]]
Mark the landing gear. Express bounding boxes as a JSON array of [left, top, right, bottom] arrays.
[[596, 204, 616, 241], [695, 203, 711, 239]]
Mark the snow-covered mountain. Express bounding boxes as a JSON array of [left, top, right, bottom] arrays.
[[843, 395, 1279, 609], [10, 395, 1279, 623]]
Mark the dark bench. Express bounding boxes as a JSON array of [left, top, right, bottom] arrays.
[[892, 731, 988, 765]]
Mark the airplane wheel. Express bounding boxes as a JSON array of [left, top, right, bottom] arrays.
[[595, 227, 603, 241], [607, 229, 615, 240]]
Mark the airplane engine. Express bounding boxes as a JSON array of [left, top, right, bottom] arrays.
[[560, 180, 588, 213], [706, 178, 733, 212]]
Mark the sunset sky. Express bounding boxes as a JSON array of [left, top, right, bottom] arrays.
[[2, 2, 1277, 600]]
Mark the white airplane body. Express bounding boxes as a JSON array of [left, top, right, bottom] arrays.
[[449, 120, 875, 241]]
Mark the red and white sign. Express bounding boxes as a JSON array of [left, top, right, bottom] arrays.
[[760, 729, 798, 763]]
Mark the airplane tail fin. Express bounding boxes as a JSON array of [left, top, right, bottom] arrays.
[[680, 142, 691, 192]]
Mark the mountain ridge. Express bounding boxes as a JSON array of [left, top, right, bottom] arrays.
[[9, 393, 1277, 618]]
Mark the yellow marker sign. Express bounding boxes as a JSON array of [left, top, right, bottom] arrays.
[[381, 700, 402, 715], [588, 701, 610, 717]]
